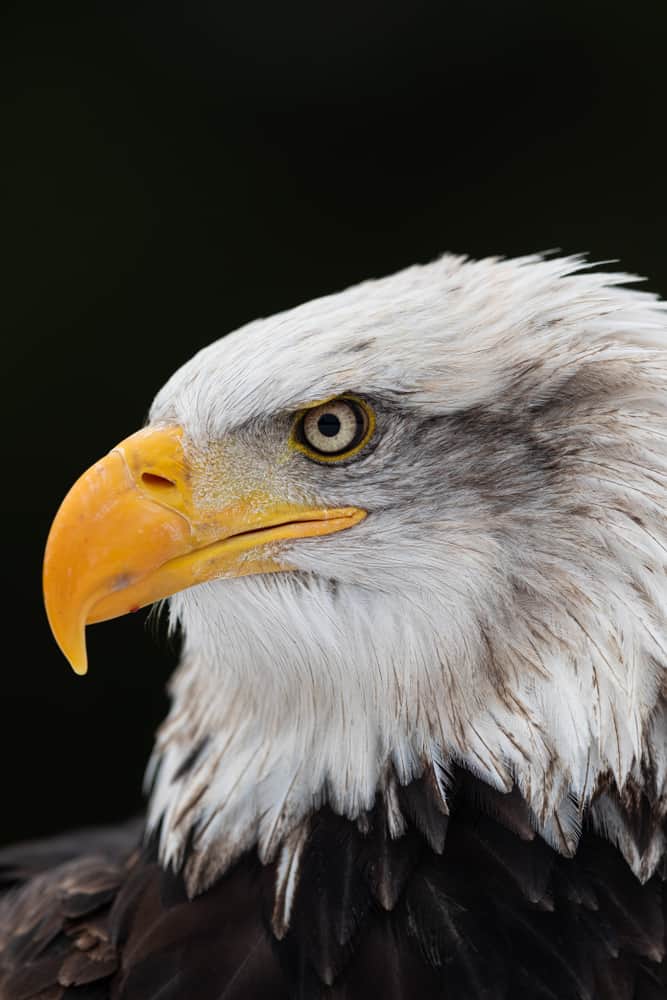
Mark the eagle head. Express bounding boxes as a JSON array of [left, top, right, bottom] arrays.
[[43, 254, 667, 893]]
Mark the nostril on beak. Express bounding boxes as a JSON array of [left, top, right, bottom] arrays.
[[141, 472, 177, 491]]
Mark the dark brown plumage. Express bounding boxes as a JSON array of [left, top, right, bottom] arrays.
[[1, 769, 664, 999]]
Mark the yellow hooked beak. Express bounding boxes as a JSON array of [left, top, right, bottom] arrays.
[[43, 425, 366, 675]]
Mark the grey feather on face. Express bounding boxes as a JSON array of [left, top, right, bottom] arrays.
[[146, 253, 667, 895]]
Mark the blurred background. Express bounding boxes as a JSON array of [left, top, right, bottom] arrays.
[[2, 0, 667, 844]]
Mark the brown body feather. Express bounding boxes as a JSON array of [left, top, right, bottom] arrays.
[[0, 770, 664, 1000]]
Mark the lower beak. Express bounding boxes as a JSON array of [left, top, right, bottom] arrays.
[[43, 425, 365, 675]]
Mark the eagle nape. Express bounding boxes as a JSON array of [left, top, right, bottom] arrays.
[[1, 252, 666, 999]]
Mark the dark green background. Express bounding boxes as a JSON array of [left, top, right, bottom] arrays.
[[2, 0, 666, 844]]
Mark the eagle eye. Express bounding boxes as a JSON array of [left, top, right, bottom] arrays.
[[291, 397, 375, 462]]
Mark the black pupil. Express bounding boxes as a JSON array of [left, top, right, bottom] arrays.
[[317, 412, 341, 437]]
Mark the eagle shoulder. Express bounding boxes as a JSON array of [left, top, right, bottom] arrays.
[[0, 774, 665, 999], [0, 820, 140, 999]]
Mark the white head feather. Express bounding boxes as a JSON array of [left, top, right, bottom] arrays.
[[145, 253, 667, 893]]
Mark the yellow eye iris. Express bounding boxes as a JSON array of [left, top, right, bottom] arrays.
[[291, 396, 375, 463]]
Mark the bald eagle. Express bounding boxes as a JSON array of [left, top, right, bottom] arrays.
[[1, 254, 665, 998]]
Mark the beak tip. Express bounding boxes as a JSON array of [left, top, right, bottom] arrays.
[[70, 657, 88, 677], [43, 600, 89, 676], [62, 629, 89, 675]]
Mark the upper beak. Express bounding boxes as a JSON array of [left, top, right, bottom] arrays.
[[43, 425, 365, 675]]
